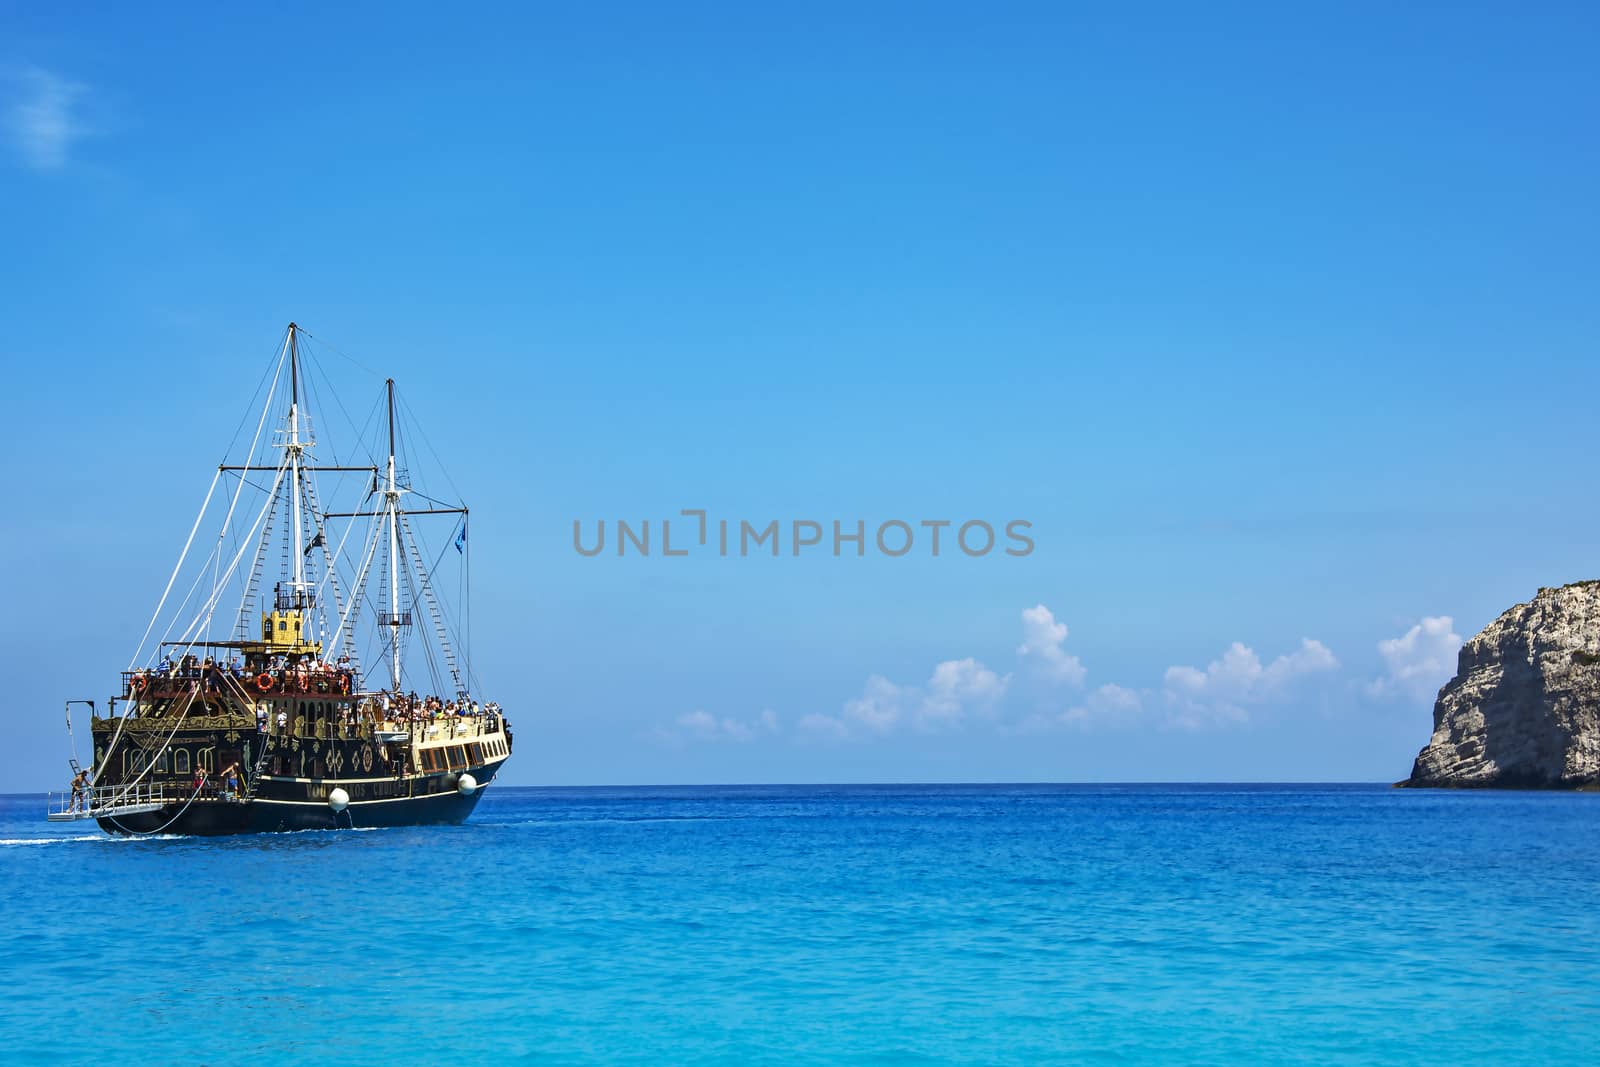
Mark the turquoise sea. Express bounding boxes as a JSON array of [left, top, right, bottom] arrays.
[[1, 784, 1596, 1065]]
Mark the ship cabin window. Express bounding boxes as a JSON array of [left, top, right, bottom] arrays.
[[125, 750, 146, 775], [448, 746, 467, 770], [468, 743, 483, 765], [174, 749, 191, 774], [156, 749, 170, 773], [197, 748, 214, 773]]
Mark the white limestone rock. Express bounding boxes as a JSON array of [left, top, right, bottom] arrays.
[[1407, 581, 1600, 788]]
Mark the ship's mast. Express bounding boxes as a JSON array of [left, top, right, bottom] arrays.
[[385, 377, 402, 691], [287, 324, 307, 600]]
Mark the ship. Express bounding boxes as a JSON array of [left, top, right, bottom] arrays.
[[47, 323, 512, 835]]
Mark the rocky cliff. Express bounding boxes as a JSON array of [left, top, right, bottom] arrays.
[[1407, 581, 1600, 788]]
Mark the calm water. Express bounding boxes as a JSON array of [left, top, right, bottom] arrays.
[[1, 784, 1596, 1065]]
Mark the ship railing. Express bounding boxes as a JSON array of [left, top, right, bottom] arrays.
[[124, 667, 359, 701], [274, 588, 317, 610], [46, 782, 169, 818], [385, 714, 504, 742], [123, 668, 244, 699]]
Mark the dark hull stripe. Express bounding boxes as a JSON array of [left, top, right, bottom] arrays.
[[98, 760, 505, 836]]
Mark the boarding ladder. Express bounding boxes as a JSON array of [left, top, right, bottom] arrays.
[[46, 782, 168, 822]]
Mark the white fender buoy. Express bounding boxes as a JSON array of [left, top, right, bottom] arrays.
[[328, 787, 350, 812], [457, 773, 478, 796]]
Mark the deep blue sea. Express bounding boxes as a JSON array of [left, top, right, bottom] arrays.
[[2, 784, 1596, 1065]]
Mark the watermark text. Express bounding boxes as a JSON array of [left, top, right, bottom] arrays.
[[573, 511, 1034, 559]]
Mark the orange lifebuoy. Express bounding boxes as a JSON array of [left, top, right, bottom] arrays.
[[131, 674, 148, 693], [256, 672, 276, 691]]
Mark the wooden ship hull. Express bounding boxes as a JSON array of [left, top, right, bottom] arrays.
[[93, 767, 504, 836], [94, 773, 502, 835]]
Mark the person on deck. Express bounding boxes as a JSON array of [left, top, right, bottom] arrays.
[[69, 770, 89, 813]]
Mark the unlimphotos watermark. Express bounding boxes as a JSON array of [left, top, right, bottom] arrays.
[[573, 510, 1034, 558]]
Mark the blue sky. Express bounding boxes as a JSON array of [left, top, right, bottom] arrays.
[[4, 2, 1598, 789]]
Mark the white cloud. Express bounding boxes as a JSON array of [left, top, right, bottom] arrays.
[[659, 708, 779, 744], [923, 657, 1008, 724], [1011, 682, 1146, 734], [842, 674, 906, 734], [1163, 638, 1339, 727], [1370, 616, 1461, 702], [1017, 604, 1086, 685], [808, 657, 1012, 740], [6, 67, 86, 170], [1264, 638, 1340, 686], [796, 712, 850, 741], [1063, 682, 1144, 724]]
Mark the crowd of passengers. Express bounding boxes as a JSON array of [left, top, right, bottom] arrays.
[[140, 652, 358, 695], [381, 692, 504, 722], [256, 691, 504, 733], [138, 652, 505, 731]]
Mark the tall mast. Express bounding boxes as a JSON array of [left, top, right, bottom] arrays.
[[385, 378, 402, 691], [287, 323, 306, 599]]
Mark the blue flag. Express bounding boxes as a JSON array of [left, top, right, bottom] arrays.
[[455, 524, 467, 554]]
